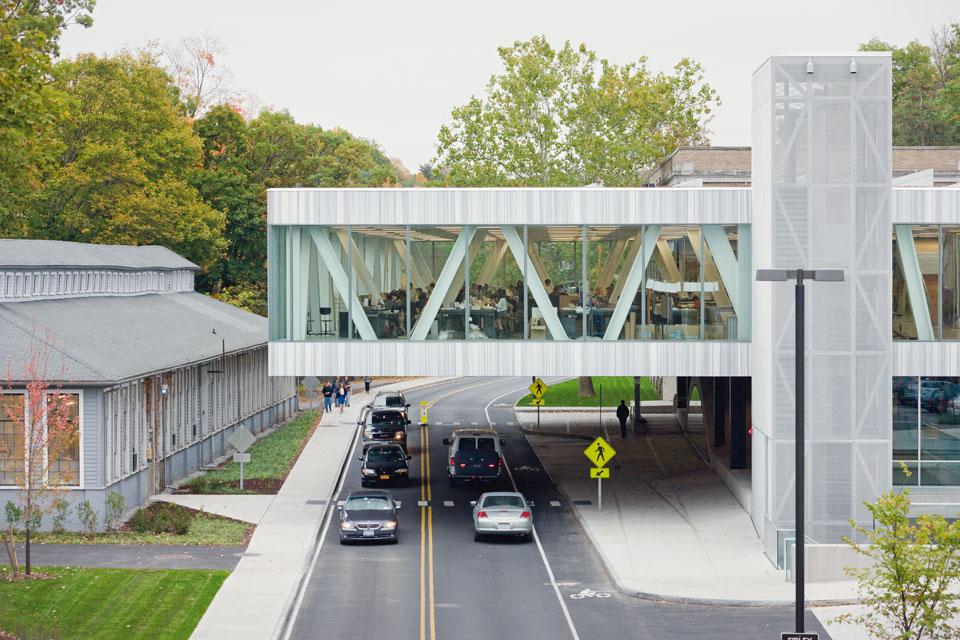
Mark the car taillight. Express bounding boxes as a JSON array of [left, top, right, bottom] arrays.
[[477, 511, 488, 518], [450, 457, 455, 466], [488, 463, 496, 468], [459, 463, 467, 468], [519, 511, 531, 519]]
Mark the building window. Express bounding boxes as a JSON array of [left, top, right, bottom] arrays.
[[47, 392, 80, 486], [893, 376, 960, 486], [0, 395, 25, 485]]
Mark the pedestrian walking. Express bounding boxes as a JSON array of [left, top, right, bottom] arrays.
[[343, 378, 353, 406], [363, 376, 372, 393], [336, 384, 347, 413], [616, 399, 630, 439], [321, 380, 334, 414]]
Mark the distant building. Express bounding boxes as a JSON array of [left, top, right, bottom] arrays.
[[645, 145, 960, 187], [0, 240, 297, 530]]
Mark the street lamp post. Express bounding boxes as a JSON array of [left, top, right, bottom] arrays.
[[756, 268, 843, 634]]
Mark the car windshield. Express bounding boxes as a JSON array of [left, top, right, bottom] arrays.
[[383, 396, 404, 407], [345, 496, 393, 511], [371, 412, 403, 425], [482, 495, 523, 508], [367, 447, 405, 463]]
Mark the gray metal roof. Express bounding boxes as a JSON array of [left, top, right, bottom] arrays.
[[0, 239, 198, 271], [0, 292, 266, 384]]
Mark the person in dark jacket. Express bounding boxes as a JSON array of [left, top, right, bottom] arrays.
[[616, 400, 630, 438]]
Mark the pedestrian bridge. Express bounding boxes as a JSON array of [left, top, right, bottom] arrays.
[[267, 187, 753, 376]]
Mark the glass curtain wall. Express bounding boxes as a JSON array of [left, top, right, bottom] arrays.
[[892, 225, 939, 340], [893, 376, 960, 486], [268, 224, 751, 342]]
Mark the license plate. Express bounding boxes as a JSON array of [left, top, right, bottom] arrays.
[[379, 475, 390, 480], [497, 523, 510, 530], [363, 530, 375, 537]]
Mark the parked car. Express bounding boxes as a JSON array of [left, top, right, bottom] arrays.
[[371, 391, 411, 421], [360, 443, 411, 486], [338, 490, 400, 544], [471, 492, 533, 541], [920, 381, 960, 413], [443, 428, 504, 485], [362, 408, 410, 452]]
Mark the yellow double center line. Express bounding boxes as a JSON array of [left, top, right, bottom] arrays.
[[419, 422, 436, 640]]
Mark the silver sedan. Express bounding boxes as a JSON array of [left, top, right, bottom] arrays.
[[471, 492, 534, 541]]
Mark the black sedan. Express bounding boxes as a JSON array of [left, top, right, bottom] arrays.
[[360, 444, 411, 486], [338, 490, 400, 544]]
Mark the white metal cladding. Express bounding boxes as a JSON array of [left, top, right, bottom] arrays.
[[269, 341, 751, 378], [0, 268, 194, 302], [267, 187, 753, 226], [751, 54, 893, 555], [892, 187, 960, 223], [893, 342, 960, 376]]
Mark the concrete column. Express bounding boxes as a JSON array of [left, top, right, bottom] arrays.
[[751, 55, 892, 557]]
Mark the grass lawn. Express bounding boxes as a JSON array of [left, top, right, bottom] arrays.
[[516, 376, 660, 407], [21, 505, 250, 546], [185, 410, 319, 494], [0, 566, 227, 640]]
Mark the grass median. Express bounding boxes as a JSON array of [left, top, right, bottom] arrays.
[[0, 566, 228, 640], [516, 376, 660, 407], [185, 410, 319, 494]]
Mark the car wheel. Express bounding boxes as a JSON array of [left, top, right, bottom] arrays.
[[449, 477, 458, 487], [474, 531, 482, 542], [523, 533, 533, 542], [339, 537, 348, 545]]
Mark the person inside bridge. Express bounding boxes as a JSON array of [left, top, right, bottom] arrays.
[[616, 399, 629, 438]]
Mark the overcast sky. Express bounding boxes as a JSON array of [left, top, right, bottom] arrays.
[[60, 0, 958, 171]]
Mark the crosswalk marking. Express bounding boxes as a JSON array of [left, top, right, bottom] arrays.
[[507, 422, 516, 426], [417, 500, 429, 507], [452, 421, 461, 426], [550, 500, 562, 508], [470, 421, 479, 426], [443, 500, 454, 507]]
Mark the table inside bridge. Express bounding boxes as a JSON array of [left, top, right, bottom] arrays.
[[339, 308, 402, 338]]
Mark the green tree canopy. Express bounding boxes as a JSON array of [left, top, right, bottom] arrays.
[[434, 36, 720, 187], [861, 25, 960, 146], [27, 52, 226, 270]]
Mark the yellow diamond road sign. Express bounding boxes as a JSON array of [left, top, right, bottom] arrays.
[[584, 436, 616, 468], [529, 378, 549, 398], [531, 398, 545, 406], [590, 467, 610, 479]]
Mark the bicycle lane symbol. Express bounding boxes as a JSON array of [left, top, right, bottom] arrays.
[[569, 588, 611, 600]]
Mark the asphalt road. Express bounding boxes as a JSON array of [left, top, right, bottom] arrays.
[[289, 377, 831, 640]]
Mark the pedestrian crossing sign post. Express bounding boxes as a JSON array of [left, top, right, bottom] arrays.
[[532, 398, 545, 406], [420, 401, 429, 425], [584, 437, 616, 512]]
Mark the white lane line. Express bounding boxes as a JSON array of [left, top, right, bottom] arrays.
[[550, 500, 562, 508], [484, 385, 581, 640], [452, 422, 461, 426], [281, 422, 362, 640], [435, 422, 444, 426], [417, 500, 429, 507], [507, 422, 516, 426], [470, 421, 479, 426], [443, 500, 454, 507]]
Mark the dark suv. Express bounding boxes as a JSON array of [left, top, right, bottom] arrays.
[[443, 429, 504, 484], [362, 408, 410, 452], [360, 444, 411, 486]]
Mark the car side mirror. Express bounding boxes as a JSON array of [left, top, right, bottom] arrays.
[[406, 455, 412, 460], [527, 500, 535, 508], [357, 457, 364, 461], [470, 501, 477, 507], [500, 439, 506, 446], [406, 419, 411, 424], [405, 403, 411, 408], [394, 501, 402, 509], [442, 438, 450, 445]]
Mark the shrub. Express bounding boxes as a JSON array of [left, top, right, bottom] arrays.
[[128, 504, 192, 536], [76, 500, 98, 534], [105, 492, 125, 531], [51, 498, 69, 534], [4, 501, 22, 533], [129, 508, 152, 533]]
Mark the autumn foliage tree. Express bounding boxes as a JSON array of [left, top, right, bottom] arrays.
[[3, 341, 80, 576]]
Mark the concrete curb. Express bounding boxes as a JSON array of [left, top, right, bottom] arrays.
[[270, 376, 461, 640], [521, 430, 861, 609]]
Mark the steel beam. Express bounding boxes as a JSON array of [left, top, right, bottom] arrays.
[[604, 226, 661, 340], [410, 227, 477, 340], [895, 224, 935, 340], [309, 228, 377, 341], [501, 225, 568, 340]]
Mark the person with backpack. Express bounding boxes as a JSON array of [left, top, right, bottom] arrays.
[[321, 380, 334, 414], [616, 399, 630, 439]]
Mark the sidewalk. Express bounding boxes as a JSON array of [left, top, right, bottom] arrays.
[[521, 411, 859, 606], [191, 376, 458, 640]]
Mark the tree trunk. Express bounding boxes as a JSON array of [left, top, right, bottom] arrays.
[[578, 376, 595, 398], [3, 528, 19, 577]]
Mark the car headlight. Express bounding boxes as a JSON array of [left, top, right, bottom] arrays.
[[381, 520, 397, 530], [364, 428, 373, 438], [340, 520, 356, 530], [361, 468, 376, 476], [394, 432, 405, 440]]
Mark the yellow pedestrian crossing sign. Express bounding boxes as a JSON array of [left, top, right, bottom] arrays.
[[532, 398, 545, 406], [584, 436, 616, 468], [590, 467, 610, 479], [529, 378, 549, 398]]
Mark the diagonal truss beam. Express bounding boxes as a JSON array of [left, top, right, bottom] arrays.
[[501, 225, 568, 340], [894, 224, 935, 341], [596, 238, 627, 293], [442, 229, 487, 307], [603, 226, 661, 340], [701, 226, 745, 321], [309, 228, 378, 341], [476, 240, 509, 286], [409, 227, 476, 340], [336, 230, 381, 304], [611, 232, 644, 300]]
